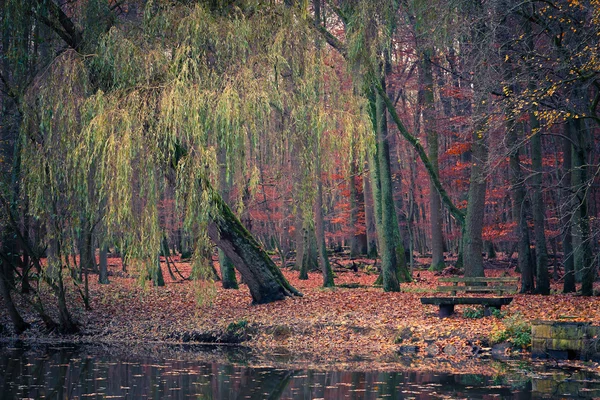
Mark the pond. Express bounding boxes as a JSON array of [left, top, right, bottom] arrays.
[[1, 342, 600, 399]]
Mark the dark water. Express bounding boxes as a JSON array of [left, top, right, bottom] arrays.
[[1, 343, 599, 399]]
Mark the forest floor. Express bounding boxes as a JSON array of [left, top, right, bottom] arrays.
[[2, 254, 600, 374]]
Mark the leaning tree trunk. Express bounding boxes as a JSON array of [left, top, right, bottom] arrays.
[[207, 194, 302, 304]]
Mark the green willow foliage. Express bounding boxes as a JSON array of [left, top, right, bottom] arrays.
[[18, 1, 369, 283]]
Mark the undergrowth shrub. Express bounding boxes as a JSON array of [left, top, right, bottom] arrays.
[[463, 307, 484, 319], [489, 314, 531, 349]]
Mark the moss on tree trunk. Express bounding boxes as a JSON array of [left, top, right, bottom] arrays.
[[208, 194, 302, 304]]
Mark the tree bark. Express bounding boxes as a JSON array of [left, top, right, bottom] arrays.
[[0, 255, 29, 334], [418, 47, 444, 272], [562, 121, 575, 293], [375, 76, 401, 292], [363, 165, 378, 258], [298, 224, 309, 280], [571, 116, 594, 295], [218, 145, 239, 289], [530, 114, 550, 294], [349, 162, 367, 257], [315, 159, 334, 287], [208, 193, 302, 304], [99, 244, 109, 284], [462, 0, 490, 279], [508, 122, 534, 292]]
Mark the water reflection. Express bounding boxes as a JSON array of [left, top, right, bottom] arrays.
[[0, 344, 599, 399]]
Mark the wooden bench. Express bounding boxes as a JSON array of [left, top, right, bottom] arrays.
[[421, 276, 519, 318], [437, 276, 519, 296]]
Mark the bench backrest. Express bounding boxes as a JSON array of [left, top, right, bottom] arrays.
[[438, 277, 519, 284], [437, 276, 519, 295]]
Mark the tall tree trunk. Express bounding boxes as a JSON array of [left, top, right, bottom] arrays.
[[363, 165, 378, 258], [418, 48, 444, 271], [571, 116, 594, 295], [530, 114, 550, 294], [508, 122, 534, 292], [218, 146, 238, 289], [462, 116, 488, 279], [298, 224, 309, 280], [315, 157, 334, 287], [375, 75, 401, 292], [313, 0, 334, 288], [208, 193, 302, 304], [349, 161, 367, 257], [562, 121, 575, 293], [462, 0, 490, 279], [98, 243, 109, 284]]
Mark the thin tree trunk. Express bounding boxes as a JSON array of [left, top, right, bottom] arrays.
[[418, 47, 445, 272], [363, 165, 378, 258], [313, 0, 334, 288], [315, 157, 334, 287], [48, 237, 78, 333], [298, 224, 309, 280], [99, 242, 109, 284], [571, 116, 594, 295], [218, 146, 238, 289], [562, 121, 575, 293], [375, 75, 400, 292], [530, 114, 550, 294], [349, 161, 367, 257], [508, 122, 534, 292]]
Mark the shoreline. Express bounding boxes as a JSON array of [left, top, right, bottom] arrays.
[[2, 267, 600, 373]]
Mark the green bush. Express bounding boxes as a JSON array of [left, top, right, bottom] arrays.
[[489, 314, 531, 349], [463, 307, 484, 319], [226, 319, 248, 334]]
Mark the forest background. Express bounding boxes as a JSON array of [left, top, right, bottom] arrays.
[[0, 0, 599, 350]]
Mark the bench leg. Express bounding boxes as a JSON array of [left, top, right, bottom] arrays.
[[484, 305, 501, 317], [439, 304, 455, 318]]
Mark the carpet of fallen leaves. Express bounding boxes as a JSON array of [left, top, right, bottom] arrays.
[[3, 255, 600, 373]]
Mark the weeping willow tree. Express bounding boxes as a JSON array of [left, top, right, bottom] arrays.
[[14, 0, 370, 310]]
